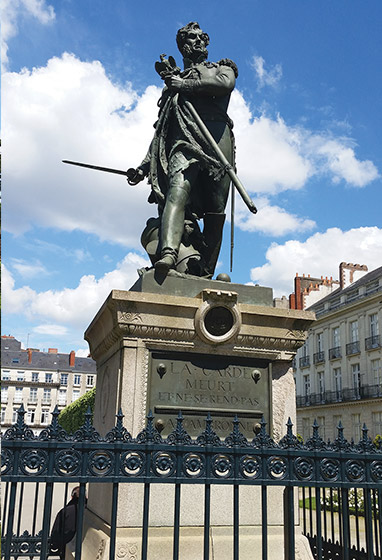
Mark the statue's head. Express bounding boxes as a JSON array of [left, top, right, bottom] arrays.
[[176, 22, 209, 61]]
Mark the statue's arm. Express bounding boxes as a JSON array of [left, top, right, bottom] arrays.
[[127, 145, 151, 185], [167, 65, 236, 97]]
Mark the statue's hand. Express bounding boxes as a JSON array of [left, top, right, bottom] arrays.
[[126, 167, 146, 186], [165, 75, 184, 91]]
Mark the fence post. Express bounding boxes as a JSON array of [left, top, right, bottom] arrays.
[[283, 486, 295, 560]]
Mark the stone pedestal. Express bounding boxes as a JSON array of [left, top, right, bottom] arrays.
[[80, 272, 315, 559]]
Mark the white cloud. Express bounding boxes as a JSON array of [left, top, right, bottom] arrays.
[[235, 197, 316, 236], [250, 226, 382, 296], [10, 258, 49, 279], [2, 54, 379, 246], [3, 53, 159, 245], [315, 140, 379, 187], [33, 324, 68, 336], [1, 0, 55, 70], [230, 91, 379, 195], [252, 55, 282, 90], [75, 348, 91, 357], [2, 252, 149, 327]]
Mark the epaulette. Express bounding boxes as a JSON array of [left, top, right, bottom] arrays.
[[218, 58, 238, 78]]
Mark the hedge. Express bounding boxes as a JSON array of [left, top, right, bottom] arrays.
[[58, 387, 96, 433]]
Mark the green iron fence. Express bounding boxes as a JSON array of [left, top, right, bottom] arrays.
[[1, 405, 382, 559]]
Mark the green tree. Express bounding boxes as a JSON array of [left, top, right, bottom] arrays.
[[58, 387, 96, 433]]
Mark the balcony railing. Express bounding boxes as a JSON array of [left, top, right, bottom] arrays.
[[313, 351, 325, 364], [299, 356, 310, 368], [346, 341, 360, 355], [297, 384, 382, 407], [329, 346, 342, 360], [365, 335, 381, 350]]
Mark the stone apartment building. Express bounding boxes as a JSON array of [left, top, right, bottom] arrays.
[[292, 263, 382, 442], [1, 336, 96, 434]]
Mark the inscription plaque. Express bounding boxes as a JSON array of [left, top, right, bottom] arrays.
[[148, 351, 272, 438]]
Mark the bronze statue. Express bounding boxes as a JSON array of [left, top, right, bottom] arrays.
[[129, 22, 256, 278], [64, 22, 256, 278]]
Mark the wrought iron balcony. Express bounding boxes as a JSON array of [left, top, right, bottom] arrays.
[[365, 335, 381, 350], [329, 346, 342, 360], [299, 356, 310, 368], [346, 341, 360, 355], [313, 351, 325, 364], [297, 384, 382, 407]]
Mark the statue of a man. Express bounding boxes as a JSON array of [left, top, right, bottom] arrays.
[[130, 22, 238, 277]]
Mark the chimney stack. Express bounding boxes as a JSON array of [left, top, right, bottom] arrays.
[[69, 350, 75, 367]]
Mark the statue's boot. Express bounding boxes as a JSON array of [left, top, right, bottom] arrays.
[[154, 248, 178, 273], [202, 213, 226, 278]]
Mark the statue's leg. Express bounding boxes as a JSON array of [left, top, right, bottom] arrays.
[[200, 173, 231, 277], [155, 166, 196, 273], [200, 124, 233, 277]]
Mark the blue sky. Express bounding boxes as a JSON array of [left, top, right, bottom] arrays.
[[2, 0, 382, 355]]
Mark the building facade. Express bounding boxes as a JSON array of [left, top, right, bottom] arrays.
[[293, 265, 382, 442], [1, 336, 96, 434]]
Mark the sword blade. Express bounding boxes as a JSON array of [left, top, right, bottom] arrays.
[[62, 160, 128, 176]]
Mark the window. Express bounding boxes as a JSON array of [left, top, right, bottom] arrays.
[[350, 320, 359, 342], [1, 387, 8, 403], [303, 374, 310, 405], [351, 363, 361, 398], [58, 389, 67, 406], [1, 408, 6, 423], [14, 387, 23, 403], [370, 313, 379, 337], [317, 416, 326, 441], [372, 411, 382, 436], [12, 410, 18, 424], [41, 410, 50, 425], [332, 327, 340, 348], [29, 387, 38, 403], [333, 415, 342, 438], [45, 373, 53, 383], [352, 413, 362, 442], [42, 388, 51, 404], [317, 333, 323, 353], [86, 375, 94, 387], [334, 367, 342, 401], [299, 342, 310, 368], [16, 371, 25, 382], [74, 375, 81, 386], [2, 370, 11, 380], [26, 410, 35, 425], [60, 373, 68, 386], [302, 417, 311, 442], [317, 372, 325, 401], [371, 359, 381, 388], [72, 389, 80, 402], [31, 372, 39, 382], [12, 358, 20, 364]]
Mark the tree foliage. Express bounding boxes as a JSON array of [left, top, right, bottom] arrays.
[[58, 387, 96, 433]]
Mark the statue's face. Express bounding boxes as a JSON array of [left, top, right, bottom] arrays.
[[183, 27, 208, 60]]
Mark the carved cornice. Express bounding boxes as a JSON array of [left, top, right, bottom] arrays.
[[86, 290, 314, 362]]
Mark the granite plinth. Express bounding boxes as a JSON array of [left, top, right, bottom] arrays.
[[130, 268, 273, 306], [80, 277, 315, 559]]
